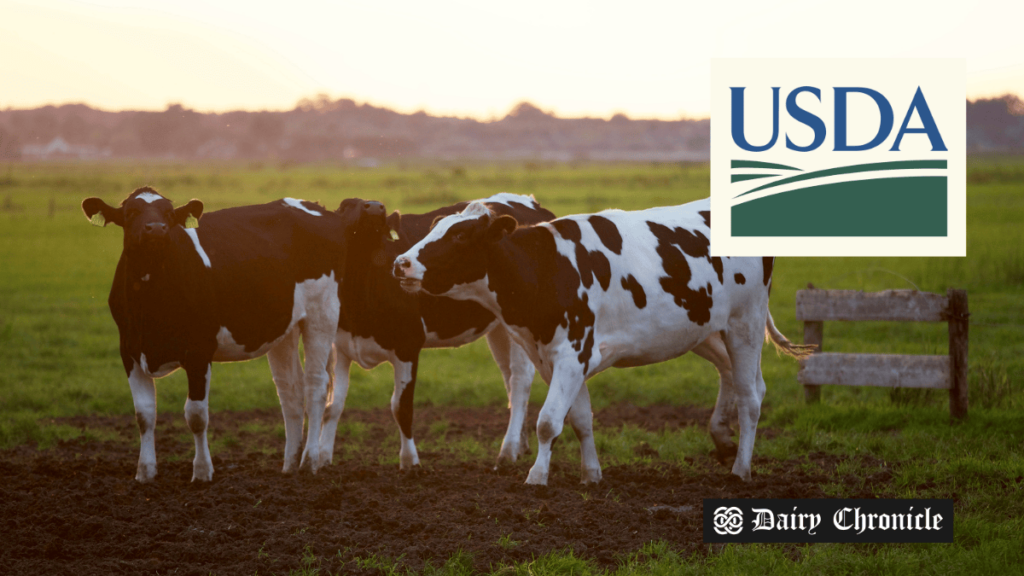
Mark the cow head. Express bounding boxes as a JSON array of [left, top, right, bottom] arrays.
[[393, 202, 516, 296], [335, 197, 397, 267], [82, 187, 204, 254]]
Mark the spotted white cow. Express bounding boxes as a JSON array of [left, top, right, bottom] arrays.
[[316, 194, 555, 470], [82, 187, 361, 482], [393, 197, 811, 485]]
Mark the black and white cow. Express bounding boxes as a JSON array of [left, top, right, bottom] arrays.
[[82, 188, 360, 482], [316, 193, 556, 469], [393, 197, 810, 484]]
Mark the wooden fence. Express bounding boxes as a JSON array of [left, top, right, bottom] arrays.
[[796, 287, 969, 420]]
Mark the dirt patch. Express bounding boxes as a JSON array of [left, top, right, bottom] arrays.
[[0, 405, 887, 575], [595, 403, 714, 431]]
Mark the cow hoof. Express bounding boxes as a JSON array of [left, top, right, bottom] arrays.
[[298, 457, 319, 475], [281, 453, 301, 474], [494, 456, 515, 469], [316, 436, 337, 467], [399, 454, 420, 470], [580, 467, 603, 485], [495, 448, 519, 466], [524, 468, 548, 486], [135, 462, 157, 483], [713, 444, 738, 468], [298, 448, 321, 474], [400, 465, 423, 479], [191, 459, 213, 482], [494, 455, 521, 473], [730, 468, 751, 482]]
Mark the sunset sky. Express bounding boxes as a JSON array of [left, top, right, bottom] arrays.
[[3, 0, 1022, 119]]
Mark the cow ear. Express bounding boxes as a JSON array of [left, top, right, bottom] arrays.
[[485, 215, 518, 242], [81, 197, 123, 227], [175, 199, 204, 228], [386, 210, 401, 241]]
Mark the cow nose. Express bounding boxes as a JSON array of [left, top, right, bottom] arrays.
[[393, 257, 411, 278], [364, 201, 384, 216], [144, 222, 167, 234]]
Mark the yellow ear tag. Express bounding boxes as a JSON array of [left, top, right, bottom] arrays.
[[185, 215, 199, 229], [388, 229, 399, 242], [90, 212, 105, 227]]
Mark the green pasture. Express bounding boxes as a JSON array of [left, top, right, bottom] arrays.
[[0, 160, 1022, 574]]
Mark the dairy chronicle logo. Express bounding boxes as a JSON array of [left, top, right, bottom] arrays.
[[713, 506, 744, 535]]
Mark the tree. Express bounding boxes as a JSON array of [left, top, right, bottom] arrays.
[[505, 101, 552, 121], [0, 125, 21, 161]]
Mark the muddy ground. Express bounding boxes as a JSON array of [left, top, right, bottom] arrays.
[[0, 405, 892, 575]]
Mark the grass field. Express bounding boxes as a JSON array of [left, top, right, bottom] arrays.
[[0, 160, 1022, 574]]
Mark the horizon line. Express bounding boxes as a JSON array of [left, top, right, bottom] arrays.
[[0, 96, 714, 123], [6, 91, 1021, 123]]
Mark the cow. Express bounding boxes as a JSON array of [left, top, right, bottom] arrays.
[[393, 197, 811, 485], [82, 187, 361, 482], [316, 193, 556, 470]]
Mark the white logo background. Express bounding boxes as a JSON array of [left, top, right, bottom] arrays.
[[711, 58, 966, 257]]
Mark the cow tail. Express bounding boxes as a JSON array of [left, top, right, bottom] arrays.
[[764, 309, 816, 358]]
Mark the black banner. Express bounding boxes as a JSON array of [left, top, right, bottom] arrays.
[[703, 499, 954, 543]]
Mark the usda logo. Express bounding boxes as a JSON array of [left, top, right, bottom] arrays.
[[711, 59, 965, 257]]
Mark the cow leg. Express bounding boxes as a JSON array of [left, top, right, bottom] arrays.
[[184, 364, 214, 482], [128, 363, 158, 482], [486, 327, 535, 465], [755, 362, 767, 404], [692, 332, 738, 469], [391, 359, 420, 470], [267, 329, 304, 473], [567, 383, 601, 484], [723, 314, 767, 482], [318, 347, 352, 466], [526, 361, 585, 486], [298, 327, 335, 474]]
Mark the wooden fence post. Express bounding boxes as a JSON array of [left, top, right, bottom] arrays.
[[803, 321, 823, 404], [948, 289, 969, 421], [796, 287, 968, 421]]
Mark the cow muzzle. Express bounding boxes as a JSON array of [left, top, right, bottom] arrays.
[[143, 222, 168, 239], [135, 221, 170, 248], [393, 256, 422, 293]]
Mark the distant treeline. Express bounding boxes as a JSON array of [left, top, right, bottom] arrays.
[[0, 95, 1020, 163]]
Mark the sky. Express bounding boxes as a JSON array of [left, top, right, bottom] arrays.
[[2, 0, 1023, 120]]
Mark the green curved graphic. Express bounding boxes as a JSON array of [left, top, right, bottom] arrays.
[[731, 173, 778, 183], [734, 160, 947, 199], [731, 176, 947, 237], [731, 160, 802, 171]]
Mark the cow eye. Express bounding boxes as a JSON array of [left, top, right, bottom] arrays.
[[454, 231, 468, 243]]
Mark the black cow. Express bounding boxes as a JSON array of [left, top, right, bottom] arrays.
[[315, 193, 556, 469], [82, 188, 360, 482]]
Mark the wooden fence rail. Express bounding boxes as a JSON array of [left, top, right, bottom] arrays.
[[795, 288, 969, 421]]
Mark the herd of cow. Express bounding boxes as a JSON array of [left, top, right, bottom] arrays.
[[81, 187, 811, 487]]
